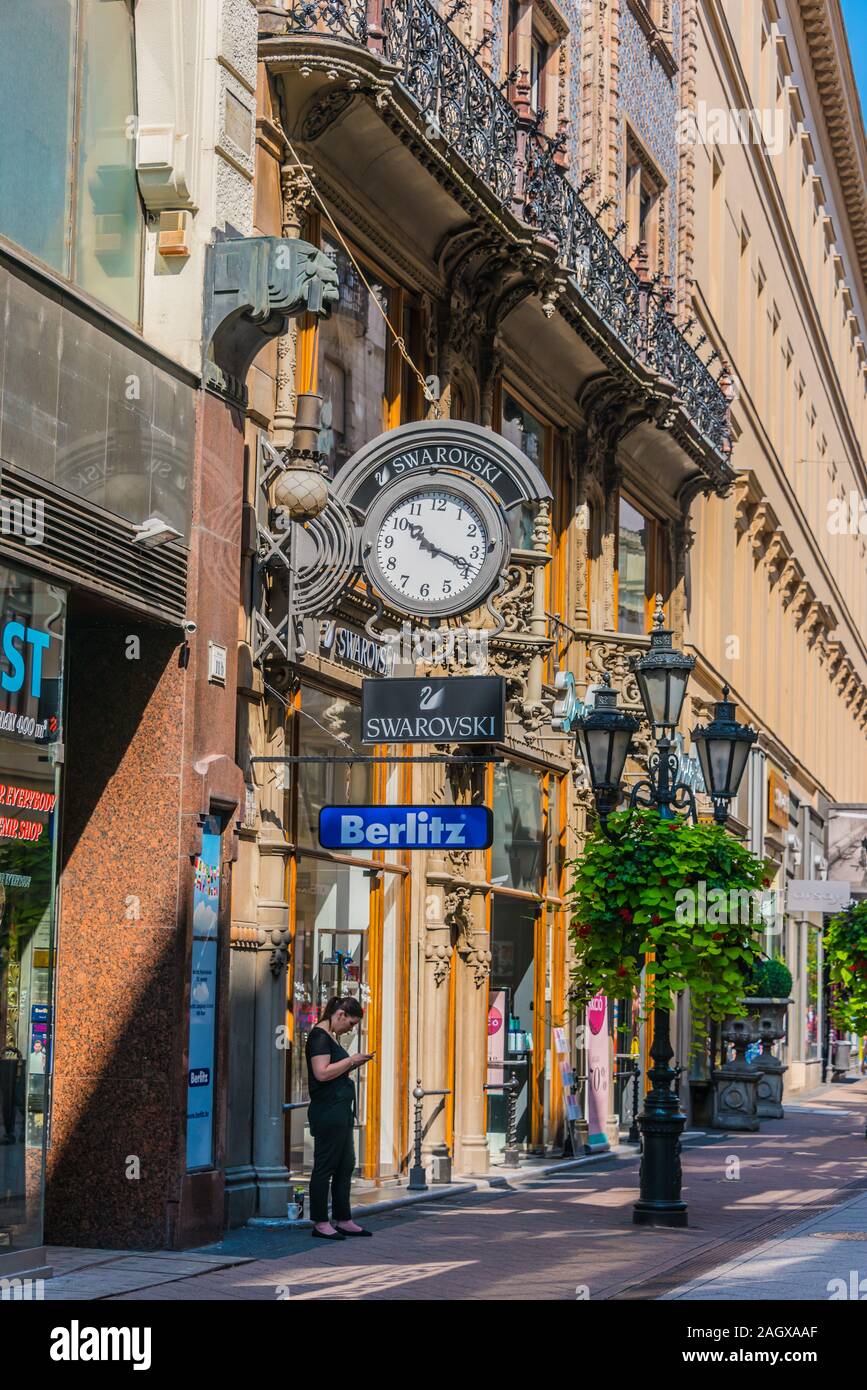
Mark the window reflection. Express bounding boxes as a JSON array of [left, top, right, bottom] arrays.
[[618, 497, 649, 634], [491, 764, 544, 892], [296, 685, 373, 850], [318, 237, 390, 475]]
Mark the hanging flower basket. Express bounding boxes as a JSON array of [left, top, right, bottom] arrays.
[[567, 808, 769, 1022], [825, 900, 867, 1036]]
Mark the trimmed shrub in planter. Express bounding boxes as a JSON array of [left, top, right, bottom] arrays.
[[744, 957, 793, 1001]]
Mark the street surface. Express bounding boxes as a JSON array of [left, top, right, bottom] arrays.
[[38, 1079, 867, 1302]]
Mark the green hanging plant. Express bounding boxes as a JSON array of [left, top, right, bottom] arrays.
[[567, 808, 769, 1022], [825, 899, 867, 1035]]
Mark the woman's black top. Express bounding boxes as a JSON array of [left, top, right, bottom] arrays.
[[305, 1025, 356, 1131]]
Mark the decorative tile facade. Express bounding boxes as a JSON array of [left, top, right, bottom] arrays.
[[617, 0, 680, 281]]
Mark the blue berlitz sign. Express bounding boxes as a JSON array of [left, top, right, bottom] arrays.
[[319, 805, 493, 851]]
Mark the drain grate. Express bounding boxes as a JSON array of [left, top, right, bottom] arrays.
[[611, 1187, 867, 1300], [809, 1230, 867, 1240]]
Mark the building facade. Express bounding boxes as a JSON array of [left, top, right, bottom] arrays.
[[685, 0, 867, 1093], [0, 0, 303, 1273], [3, 0, 863, 1270], [226, 0, 745, 1219]]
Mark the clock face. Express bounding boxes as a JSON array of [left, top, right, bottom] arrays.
[[374, 488, 489, 607]]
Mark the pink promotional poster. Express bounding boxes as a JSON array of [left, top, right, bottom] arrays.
[[586, 992, 610, 1151]]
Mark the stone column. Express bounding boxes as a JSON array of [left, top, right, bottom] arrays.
[[418, 854, 453, 1166], [452, 869, 492, 1175], [272, 164, 316, 444]]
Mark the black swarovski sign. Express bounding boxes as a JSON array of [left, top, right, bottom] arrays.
[[361, 675, 506, 744]]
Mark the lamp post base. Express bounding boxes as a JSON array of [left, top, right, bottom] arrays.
[[633, 1199, 688, 1228], [633, 1005, 689, 1228]]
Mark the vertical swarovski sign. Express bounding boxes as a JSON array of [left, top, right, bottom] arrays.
[[186, 818, 221, 1170]]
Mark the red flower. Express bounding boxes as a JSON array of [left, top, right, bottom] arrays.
[[577, 924, 592, 940], [619, 908, 633, 922], [762, 877, 771, 888], [712, 932, 724, 941], [652, 914, 662, 925], [617, 965, 628, 977]]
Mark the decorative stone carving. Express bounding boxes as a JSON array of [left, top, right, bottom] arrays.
[[585, 639, 644, 711], [203, 236, 339, 404], [424, 938, 453, 986]]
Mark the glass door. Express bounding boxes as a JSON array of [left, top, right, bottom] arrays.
[[487, 897, 536, 1152], [289, 858, 373, 1172]]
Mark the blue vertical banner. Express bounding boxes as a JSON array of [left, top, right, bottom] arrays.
[[186, 817, 221, 1170]]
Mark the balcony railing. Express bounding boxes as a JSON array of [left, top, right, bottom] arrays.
[[383, 0, 520, 204], [276, 0, 730, 458]]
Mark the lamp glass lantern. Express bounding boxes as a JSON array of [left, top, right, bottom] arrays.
[[632, 596, 696, 730], [575, 674, 640, 816], [691, 685, 757, 817]]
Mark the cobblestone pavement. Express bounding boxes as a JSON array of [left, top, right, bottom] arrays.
[[44, 1081, 867, 1302]]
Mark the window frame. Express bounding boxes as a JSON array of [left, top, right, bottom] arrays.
[[0, 0, 145, 329]]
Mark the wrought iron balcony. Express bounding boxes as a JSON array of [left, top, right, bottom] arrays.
[[383, 0, 519, 204], [274, 0, 730, 459]]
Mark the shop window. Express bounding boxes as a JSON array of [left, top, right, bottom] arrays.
[[317, 236, 391, 474], [491, 763, 544, 892], [488, 896, 536, 1149], [804, 924, 822, 1061], [289, 859, 374, 1172], [0, 0, 143, 323], [0, 567, 65, 1258], [296, 684, 374, 848]]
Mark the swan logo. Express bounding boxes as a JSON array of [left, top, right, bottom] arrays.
[[418, 684, 445, 711]]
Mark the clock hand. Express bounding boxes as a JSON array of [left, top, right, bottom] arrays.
[[404, 523, 473, 575]]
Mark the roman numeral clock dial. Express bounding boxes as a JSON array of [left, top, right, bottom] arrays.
[[361, 477, 509, 618]]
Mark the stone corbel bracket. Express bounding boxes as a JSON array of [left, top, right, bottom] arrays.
[[203, 235, 340, 405]]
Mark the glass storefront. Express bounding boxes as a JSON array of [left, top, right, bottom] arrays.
[[487, 762, 563, 1156], [287, 683, 407, 1179], [0, 567, 65, 1262]]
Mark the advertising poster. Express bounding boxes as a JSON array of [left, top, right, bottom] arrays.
[[586, 992, 610, 1151], [186, 818, 221, 1170], [487, 987, 508, 1087]]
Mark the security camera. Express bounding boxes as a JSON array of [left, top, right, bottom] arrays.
[[181, 619, 197, 636]]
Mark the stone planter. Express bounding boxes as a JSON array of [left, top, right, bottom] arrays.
[[743, 997, 792, 1120], [711, 1013, 763, 1131]]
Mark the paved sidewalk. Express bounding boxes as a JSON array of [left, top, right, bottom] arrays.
[[72, 1079, 865, 1302], [662, 1185, 867, 1300]]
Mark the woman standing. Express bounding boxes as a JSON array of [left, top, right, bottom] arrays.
[[306, 995, 374, 1240]]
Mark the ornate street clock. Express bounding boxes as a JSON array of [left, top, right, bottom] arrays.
[[360, 473, 510, 619]]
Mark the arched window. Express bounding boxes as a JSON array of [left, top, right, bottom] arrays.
[[0, 0, 143, 323]]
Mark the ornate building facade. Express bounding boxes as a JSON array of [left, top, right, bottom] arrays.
[[226, 0, 744, 1219], [684, 0, 867, 1093]]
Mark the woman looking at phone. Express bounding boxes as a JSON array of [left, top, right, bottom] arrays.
[[305, 995, 374, 1239]]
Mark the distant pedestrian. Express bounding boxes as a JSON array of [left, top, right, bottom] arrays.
[[306, 995, 374, 1240]]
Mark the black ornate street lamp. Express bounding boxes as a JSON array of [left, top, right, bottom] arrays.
[[691, 685, 757, 823], [573, 598, 756, 1228]]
